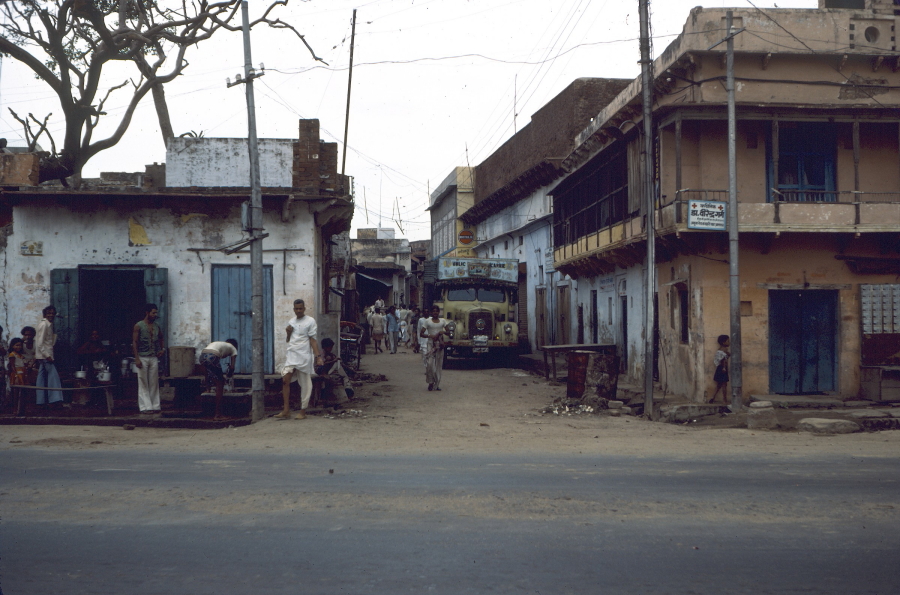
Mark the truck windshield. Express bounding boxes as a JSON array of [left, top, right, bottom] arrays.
[[447, 288, 505, 303]]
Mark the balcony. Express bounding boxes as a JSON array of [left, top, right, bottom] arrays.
[[554, 189, 900, 273], [663, 190, 900, 233]]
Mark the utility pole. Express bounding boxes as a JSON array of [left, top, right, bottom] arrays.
[[227, 1, 266, 421], [708, 12, 745, 412], [725, 10, 743, 412], [341, 9, 357, 177], [638, 0, 656, 420]]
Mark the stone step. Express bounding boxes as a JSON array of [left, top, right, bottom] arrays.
[[750, 394, 848, 408]]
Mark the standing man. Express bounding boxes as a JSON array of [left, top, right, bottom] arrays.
[[35, 305, 63, 406], [275, 299, 323, 420], [132, 303, 165, 414], [385, 306, 400, 354], [420, 305, 449, 391]]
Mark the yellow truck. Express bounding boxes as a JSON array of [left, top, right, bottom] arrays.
[[434, 258, 520, 362]]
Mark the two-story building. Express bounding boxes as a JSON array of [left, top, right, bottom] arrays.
[[552, 2, 900, 401]]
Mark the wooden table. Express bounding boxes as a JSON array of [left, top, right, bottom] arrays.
[[538, 344, 617, 382]]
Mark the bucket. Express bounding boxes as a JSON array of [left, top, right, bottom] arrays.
[[566, 350, 592, 399], [168, 346, 196, 378]]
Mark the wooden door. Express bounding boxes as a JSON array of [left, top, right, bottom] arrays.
[[535, 288, 547, 348], [558, 285, 570, 345], [769, 290, 837, 394], [212, 265, 275, 374]]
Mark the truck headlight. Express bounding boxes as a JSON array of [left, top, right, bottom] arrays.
[[504, 324, 512, 334], [446, 321, 456, 338]]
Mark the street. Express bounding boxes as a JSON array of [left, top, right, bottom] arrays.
[[2, 348, 900, 594]]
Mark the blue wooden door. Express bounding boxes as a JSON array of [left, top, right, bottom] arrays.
[[211, 266, 274, 374], [769, 290, 837, 394]]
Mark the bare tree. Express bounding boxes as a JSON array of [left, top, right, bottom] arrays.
[[0, 0, 324, 184]]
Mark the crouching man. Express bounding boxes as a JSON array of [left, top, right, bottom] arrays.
[[199, 339, 238, 421]]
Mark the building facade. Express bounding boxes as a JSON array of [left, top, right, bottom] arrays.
[[553, 5, 900, 401]]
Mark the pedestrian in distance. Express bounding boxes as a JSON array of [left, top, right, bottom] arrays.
[[275, 299, 323, 420], [385, 305, 400, 354], [132, 303, 165, 414], [421, 305, 449, 392], [369, 308, 385, 354], [710, 334, 730, 403], [35, 305, 64, 406], [199, 339, 238, 421]]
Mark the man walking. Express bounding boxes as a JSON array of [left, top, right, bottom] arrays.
[[275, 299, 323, 420], [132, 303, 165, 414], [421, 305, 449, 391], [35, 305, 63, 406]]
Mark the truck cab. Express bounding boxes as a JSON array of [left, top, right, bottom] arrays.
[[434, 258, 519, 362]]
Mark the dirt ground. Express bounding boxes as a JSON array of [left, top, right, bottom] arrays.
[[3, 344, 900, 459]]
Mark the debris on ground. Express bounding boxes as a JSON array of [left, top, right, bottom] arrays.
[[323, 409, 366, 419]]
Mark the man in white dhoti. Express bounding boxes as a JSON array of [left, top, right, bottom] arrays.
[[275, 299, 323, 420]]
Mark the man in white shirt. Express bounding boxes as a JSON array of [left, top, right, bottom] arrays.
[[35, 305, 63, 405], [199, 339, 238, 421], [275, 299, 323, 420]]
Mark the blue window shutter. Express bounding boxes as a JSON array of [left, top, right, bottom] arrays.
[[50, 269, 79, 373], [144, 268, 168, 347]]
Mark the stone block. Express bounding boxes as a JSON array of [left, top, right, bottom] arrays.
[[607, 400, 624, 409], [750, 401, 773, 409], [849, 410, 889, 419], [747, 407, 777, 430], [797, 418, 861, 434]]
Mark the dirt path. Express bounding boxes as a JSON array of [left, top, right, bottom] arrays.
[[3, 345, 900, 458]]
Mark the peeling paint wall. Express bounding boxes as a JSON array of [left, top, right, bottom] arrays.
[[166, 138, 295, 188], [0, 199, 323, 368]]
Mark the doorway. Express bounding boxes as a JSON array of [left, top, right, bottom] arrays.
[[620, 296, 628, 372], [769, 290, 838, 394], [211, 265, 275, 374], [557, 285, 570, 345], [535, 287, 547, 348]]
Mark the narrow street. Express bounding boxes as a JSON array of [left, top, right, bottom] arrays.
[[2, 345, 900, 594]]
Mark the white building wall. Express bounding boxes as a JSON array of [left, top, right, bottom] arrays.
[[1, 200, 322, 368], [166, 138, 294, 188], [473, 187, 553, 352]]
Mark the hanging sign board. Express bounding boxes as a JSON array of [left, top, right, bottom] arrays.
[[458, 229, 475, 245], [687, 200, 727, 231], [438, 258, 518, 283]]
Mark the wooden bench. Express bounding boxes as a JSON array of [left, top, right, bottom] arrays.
[[10, 383, 115, 416], [538, 344, 617, 382]]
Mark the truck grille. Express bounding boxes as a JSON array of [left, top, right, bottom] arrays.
[[469, 311, 493, 337]]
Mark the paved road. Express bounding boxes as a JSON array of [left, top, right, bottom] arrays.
[[3, 449, 899, 594]]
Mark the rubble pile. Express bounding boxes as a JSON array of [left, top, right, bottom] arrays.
[[324, 409, 366, 419]]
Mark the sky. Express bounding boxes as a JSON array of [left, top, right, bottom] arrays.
[[0, 0, 817, 241]]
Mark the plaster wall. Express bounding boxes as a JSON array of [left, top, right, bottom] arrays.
[[1, 200, 322, 368], [166, 138, 295, 188], [473, 188, 553, 352], [657, 234, 898, 401]]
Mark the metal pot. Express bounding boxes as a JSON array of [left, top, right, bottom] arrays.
[[74, 370, 87, 379], [97, 371, 112, 382]]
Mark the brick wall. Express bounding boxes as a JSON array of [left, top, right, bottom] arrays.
[[474, 78, 630, 205]]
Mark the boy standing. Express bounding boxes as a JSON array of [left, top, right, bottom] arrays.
[[710, 334, 730, 403], [275, 299, 323, 420]]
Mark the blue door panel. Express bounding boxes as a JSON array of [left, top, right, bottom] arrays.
[[211, 266, 274, 374], [769, 290, 837, 394]]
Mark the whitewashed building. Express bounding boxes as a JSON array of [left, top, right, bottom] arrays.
[[0, 120, 353, 374]]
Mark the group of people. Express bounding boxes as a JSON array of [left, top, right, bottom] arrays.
[[2, 308, 55, 410], [365, 301, 422, 355]]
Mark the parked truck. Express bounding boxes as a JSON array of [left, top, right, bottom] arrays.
[[434, 257, 520, 362]]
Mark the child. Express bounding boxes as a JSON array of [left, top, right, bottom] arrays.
[[8, 338, 27, 385], [710, 334, 730, 403], [8, 338, 26, 414]]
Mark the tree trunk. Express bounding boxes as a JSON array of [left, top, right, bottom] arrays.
[[151, 83, 175, 144]]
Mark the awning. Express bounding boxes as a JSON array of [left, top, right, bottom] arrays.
[[356, 272, 392, 287]]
